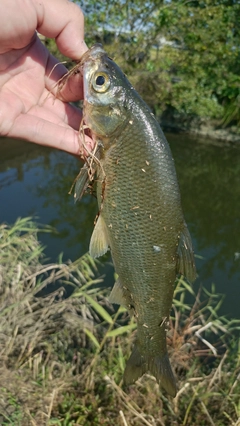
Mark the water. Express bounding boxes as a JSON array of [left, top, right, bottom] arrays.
[[0, 135, 239, 318]]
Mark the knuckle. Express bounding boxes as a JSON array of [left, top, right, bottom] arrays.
[[70, 2, 84, 21]]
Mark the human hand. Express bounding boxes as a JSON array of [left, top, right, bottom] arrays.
[[0, 0, 93, 156]]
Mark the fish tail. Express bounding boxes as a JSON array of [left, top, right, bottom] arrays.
[[123, 345, 177, 397]]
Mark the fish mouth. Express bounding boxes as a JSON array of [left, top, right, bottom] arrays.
[[79, 44, 126, 140], [79, 44, 107, 139], [79, 44, 106, 67], [79, 43, 106, 87], [78, 47, 102, 144], [80, 44, 105, 104]]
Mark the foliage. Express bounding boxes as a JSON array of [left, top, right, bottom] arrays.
[[0, 218, 240, 425], [77, 0, 240, 126]]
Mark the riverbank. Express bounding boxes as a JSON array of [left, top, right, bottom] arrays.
[[159, 112, 240, 145], [0, 218, 239, 426]]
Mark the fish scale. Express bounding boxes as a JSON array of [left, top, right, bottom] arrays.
[[100, 117, 179, 342], [78, 44, 196, 397]]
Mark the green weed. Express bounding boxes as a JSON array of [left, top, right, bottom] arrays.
[[0, 218, 239, 425]]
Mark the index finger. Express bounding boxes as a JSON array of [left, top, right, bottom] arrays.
[[35, 0, 88, 59]]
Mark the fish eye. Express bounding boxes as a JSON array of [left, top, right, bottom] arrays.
[[96, 75, 105, 86], [92, 72, 110, 93]]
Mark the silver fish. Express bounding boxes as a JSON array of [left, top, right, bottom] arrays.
[[76, 44, 196, 396]]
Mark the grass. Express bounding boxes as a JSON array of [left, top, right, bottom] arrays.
[[0, 217, 239, 426]]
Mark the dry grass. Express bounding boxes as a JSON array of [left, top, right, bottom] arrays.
[[0, 218, 239, 426]]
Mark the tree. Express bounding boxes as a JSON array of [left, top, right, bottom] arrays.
[[79, 0, 240, 125]]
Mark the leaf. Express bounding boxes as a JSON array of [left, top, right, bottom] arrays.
[[106, 323, 136, 338], [178, 277, 196, 296], [84, 328, 100, 349], [84, 293, 113, 324]]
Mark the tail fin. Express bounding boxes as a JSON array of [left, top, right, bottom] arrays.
[[123, 345, 177, 397]]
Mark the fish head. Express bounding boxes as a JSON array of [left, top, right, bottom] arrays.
[[80, 44, 130, 139]]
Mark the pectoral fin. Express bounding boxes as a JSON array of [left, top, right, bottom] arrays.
[[89, 215, 110, 258], [177, 223, 196, 283], [74, 163, 90, 202], [73, 144, 101, 202]]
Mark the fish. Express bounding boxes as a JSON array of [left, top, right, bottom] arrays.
[[76, 44, 196, 397]]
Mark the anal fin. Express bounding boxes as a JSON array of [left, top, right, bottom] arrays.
[[109, 279, 128, 308]]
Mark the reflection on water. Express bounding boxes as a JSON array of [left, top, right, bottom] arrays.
[[0, 135, 239, 318], [0, 138, 97, 259]]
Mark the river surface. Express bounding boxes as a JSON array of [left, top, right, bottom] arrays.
[[0, 134, 239, 318]]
